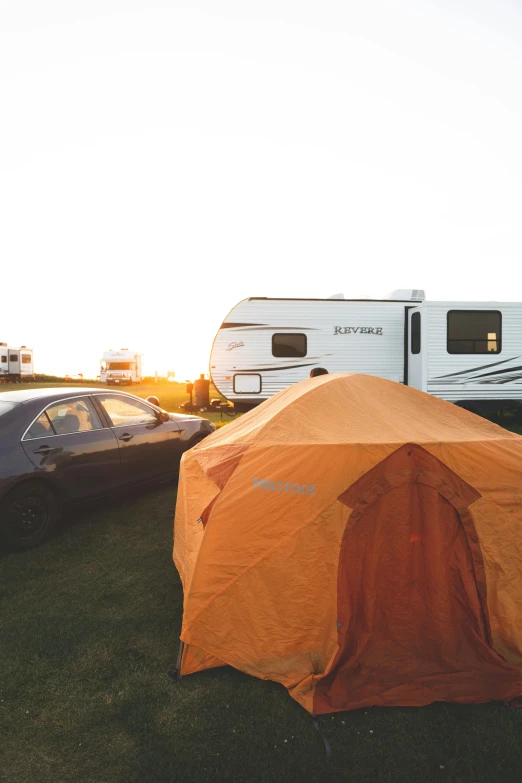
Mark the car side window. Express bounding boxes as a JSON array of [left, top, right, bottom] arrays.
[[24, 412, 55, 440], [24, 398, 103, 439], [96, 395, 158, 427], [47, 398, 103, 436]]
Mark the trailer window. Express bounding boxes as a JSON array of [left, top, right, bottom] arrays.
[[447, 311, 501, 354], [107, 362, 132, 370], [272, 333, 307, 358], [1, 355, 6, 363], [22, 354, 31, 364], [9, 355, 19, 363], [411, 312, 421, 354]]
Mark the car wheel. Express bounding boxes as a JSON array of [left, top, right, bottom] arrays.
[[0, 481, 59, 550]]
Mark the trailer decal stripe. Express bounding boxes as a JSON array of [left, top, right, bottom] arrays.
[[430, 378, 522, 385], [433, 356, 520, 380], [229, 363, 318, 373], [221, 324, 320, 331], [479, 374, 522, 384], [465, 363, 522, 380], [220, 322, 267, 329]]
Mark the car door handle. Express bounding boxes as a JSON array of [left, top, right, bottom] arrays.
[[119, 433, 133, 442], [33, 445, 54, 455]]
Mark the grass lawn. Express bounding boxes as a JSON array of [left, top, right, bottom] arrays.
[[2, 483, 522, 783]]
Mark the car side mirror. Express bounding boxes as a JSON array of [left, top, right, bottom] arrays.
[[159, 410, 170, 423]]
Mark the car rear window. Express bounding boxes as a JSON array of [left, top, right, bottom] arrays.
[[44, 399, 103, 434], [23, 398, 104, 440], [24, 412, 55, 439]]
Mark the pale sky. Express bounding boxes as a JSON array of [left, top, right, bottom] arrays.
[[1, 0, 521, 379]]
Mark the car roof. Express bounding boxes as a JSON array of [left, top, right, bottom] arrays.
[[0, 387, 111, 404]]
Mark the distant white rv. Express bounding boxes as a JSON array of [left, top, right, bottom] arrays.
[[209, 290, 522, 414], [100, 349, 143, 386], [0, 343, 34, 382]]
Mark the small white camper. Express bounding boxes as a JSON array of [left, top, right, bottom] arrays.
[[209, 291, 522, 414], [0, 344, 34, 382], [100, 349, 143, 386]]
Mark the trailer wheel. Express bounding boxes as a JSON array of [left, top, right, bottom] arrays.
[[0, 481, 59, 549]]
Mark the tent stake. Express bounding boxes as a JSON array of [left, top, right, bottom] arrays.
[[167, 640, 185, 683], [312, 715, 332, 759]]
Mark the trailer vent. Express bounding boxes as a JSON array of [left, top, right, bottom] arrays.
[[388, 289, 425, 301]]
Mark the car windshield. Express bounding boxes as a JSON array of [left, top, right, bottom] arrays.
[[0, 401, 18, 417], [107, 362, 132, 370]]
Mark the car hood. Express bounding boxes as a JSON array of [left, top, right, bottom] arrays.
[[169, 412, 206, 424]]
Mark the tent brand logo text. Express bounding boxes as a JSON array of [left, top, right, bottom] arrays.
[[334, 326, 383, 335], [252, 477, 316, 496]]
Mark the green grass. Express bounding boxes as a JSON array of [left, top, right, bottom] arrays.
[[2, 483, 522, 783]]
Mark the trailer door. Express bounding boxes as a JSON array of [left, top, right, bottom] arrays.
[[407, 307, 425, 391], [8, 350, 20, 376]]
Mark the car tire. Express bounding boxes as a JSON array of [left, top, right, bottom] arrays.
[[0, 481, 59, 550]]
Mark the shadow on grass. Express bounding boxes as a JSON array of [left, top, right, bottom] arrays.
[[0, 475, 179, 561]]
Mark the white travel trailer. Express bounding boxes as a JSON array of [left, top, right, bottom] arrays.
[[0, 343, 34, 382], [210, 291, 522, 414], [100, 349, 143, 386]]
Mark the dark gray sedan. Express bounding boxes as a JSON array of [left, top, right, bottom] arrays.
[[0, 387, 215, 549]]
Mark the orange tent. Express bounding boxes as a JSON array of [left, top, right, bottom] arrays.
[[173, 373, 522, 713]]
